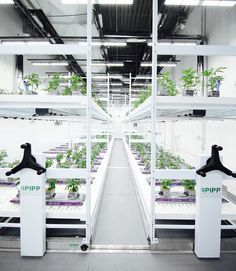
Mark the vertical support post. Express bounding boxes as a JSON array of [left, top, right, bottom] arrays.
[[107, 73, 110, 145], [195, 156, 223, 258], [85, 0, 92, 246], [20, 154, 46, 256], [150, 0, 158, 245], [128, 73, 132, 147]]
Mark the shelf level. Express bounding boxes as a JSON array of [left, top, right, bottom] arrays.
[[126, 96, 236, 122]]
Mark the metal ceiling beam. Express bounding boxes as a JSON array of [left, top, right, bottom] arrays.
[[13, 0, 86, 78]]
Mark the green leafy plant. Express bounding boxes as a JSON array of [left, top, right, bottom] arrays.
[[160, 179, 172, 190], [46, 178, 57, 192], [182, 179, 195, 191], [65, 179, 80, 193], [180, 68, 200, 92], [0, 150, 7, 164], [45, 73, 62, 94], [133, 87, 151, 109], [158, 72, 178, 96], [45, 158, 53, 168], [202, 66, 226, 91], [24, 73, 41, 92], [62, 86, 72, 95]]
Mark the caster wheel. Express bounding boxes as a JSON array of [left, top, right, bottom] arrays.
[[81, 244, 88, 251]]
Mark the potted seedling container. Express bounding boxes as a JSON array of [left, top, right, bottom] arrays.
[[182, 179, 195, 197], [159, 179, 172, 197], [46, 178, 57, 199], [180, 68, 200, 96], [66, 179, 80, 200], [202, 66, 226, 97]]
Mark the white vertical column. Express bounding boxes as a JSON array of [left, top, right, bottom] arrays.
[[107, 73, 110, 145], [195, 156, 223, 258], [85, 0, 92, 246], [150, 0, 158, 245], [20, 154, 46, 256], [129, 73, 132, 147]]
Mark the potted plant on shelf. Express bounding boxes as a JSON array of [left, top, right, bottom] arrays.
[[65, 179, 80, 200], [23, 73, 41, 95], [157, 72, 178, 96], [180, 68, 200, 96], [45, 158, 54, 168], [159, 179, 172, 197], [202, 66, 226, 97], [46, 178, 57, 199], [182, 179, 195, 196], [45, 73, 62, 95], [56, 153, 64, 167]]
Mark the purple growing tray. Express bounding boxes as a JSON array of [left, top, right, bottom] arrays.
[[156, 192, 195, 203], [55, 179, 87, 185], [10, 193, 86, 206], [0, 181, 15, 187], [141, 169, 151, 175]]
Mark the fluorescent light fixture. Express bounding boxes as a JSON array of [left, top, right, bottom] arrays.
[[61, 0, 133, 4], [51, 62, 68, 66], [110, 83, 123, 86], [26, 41, 50, 45], [107, 63, 123, 67], [59, 83, 70, 86], [32, 62, 68, 66], [135, 76, 152, 80], [92, 62, 124, 67], [79, 41, 127, 47], [148, 42, 197, 46], [2, 41, 25, 45], [165, 0, 236, 6], [127, 39, 147, 43], [202, 0, 235, 6], [98, 83, 123, 86], [0, 0, 14, 4], [93, 75, 122, 79], [141, 62, 177, 67], [103, 42, 126, 47], [97, 83, 108, 86], [132, 83, 151, 86], [32, 62, 51, 66], [165, 0, 200, 5]]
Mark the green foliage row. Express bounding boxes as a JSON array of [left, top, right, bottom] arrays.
[[132, 66, 226, 110]]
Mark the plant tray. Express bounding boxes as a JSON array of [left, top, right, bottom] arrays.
[[138, 162, 145, 166], [10, 193, 86, 206], [141, 169, 151, 175], [55, 179, 87, 185], [146, 178, 183, 186], [0, 180, 15, 187], [156, 192, 195, 203]]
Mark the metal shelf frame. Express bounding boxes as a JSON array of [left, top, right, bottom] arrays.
[[125, 0, 236, 247], [0, 0, 111, 252]]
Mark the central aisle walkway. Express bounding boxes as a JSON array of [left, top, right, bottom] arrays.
[[93, 139, 147, 245]]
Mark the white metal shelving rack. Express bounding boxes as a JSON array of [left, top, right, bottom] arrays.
[[124, 0, 236, 257], [0, 0, 113, 254]]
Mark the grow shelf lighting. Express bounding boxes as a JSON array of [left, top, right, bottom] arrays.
[[148, 42, 197, 46], [165, 0, 236, 6], [61, 0, 133, 4], [0, 0, 14, 4], [31, 62, 68, 66], [141, 63, 177, 67]]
